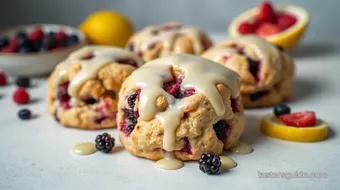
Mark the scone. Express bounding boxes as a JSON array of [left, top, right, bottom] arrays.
[[201, 35, 294, 108], [117, 54, 245, 161], [47, 46, 144, 129], [125, 22, 213, 62]]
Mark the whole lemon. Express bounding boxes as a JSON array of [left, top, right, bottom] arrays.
[[80, 11, 133, 47]]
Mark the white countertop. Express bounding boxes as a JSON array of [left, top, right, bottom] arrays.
[[0, 34, 339, 190]]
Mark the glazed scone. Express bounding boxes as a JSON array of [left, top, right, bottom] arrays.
[[125, 22, 213, 62], [47, 46, 144, 129], [117, 54, 245, 161], [201, 35, 294, 108]]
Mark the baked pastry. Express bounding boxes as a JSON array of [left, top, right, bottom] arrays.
[[117, 54, 245, 161], [47, 46, 144, 129], [125, 22, 213, 62], [201, 35, 294, 108]]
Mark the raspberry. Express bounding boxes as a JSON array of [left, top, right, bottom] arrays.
[[57, 83, 70, 102], [28, 27, 44, 42], [238, 22, 255, 34], [279, 111, 316, 128], [180, 137, 192, 154], [256, 1, 277, 23], [163, 77, 183, 98], [0, 72, 7, 86], [13, 88, 30, 104], [81, 54, 94, 60], [55, 30, 68, 44], [277, 13, 297, 30]]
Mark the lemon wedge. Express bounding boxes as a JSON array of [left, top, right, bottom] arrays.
[[260, 114, 328, 142], [228, 4, 310, 50]]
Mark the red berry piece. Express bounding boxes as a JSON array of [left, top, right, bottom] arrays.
[[255, 22, 282, 37], [13, 87, 30, 104], [28, 27, 44, 42], [0, 72, 7, 86], [256, 1, 277, 23], [277, 13, 297, 30], [238, 22, 255, 34], [55, 30, 68, 44], [279, 111, 317, 128]]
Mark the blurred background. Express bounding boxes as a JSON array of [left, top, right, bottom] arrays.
[[0, 0, 337, 38]]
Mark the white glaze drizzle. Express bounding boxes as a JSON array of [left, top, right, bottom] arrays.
[[123, 54, 240, 151], [131, 22, 205, 55], [232, 35, 281, 67], [54, 46, 143, 104]]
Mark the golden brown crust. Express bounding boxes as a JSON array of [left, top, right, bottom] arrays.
[[126, 22, 213, 62], [47, 46, 143, 129], [201, 36, 294, 108], [118, 67, 245, 161]]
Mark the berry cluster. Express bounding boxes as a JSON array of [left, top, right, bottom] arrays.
[[0, 26, 79, 54], [199, 152, 221, 175], [238, 1, 297, 37], [95, 133, 115, 153]]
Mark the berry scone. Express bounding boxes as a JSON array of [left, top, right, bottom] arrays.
[[201, 35, 294, 108], [47, 46, 144, 129], [126, 22, 213, 62], [117, 54, 245, 161]]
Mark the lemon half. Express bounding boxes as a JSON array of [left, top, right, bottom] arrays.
[[260, 114, 328, 142], [228, 5, 310, 50]]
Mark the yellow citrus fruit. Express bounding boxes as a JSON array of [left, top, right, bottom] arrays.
[[228, 5, 310, 50], [260, 114, 328, 142], [80, 11, 133, 47]]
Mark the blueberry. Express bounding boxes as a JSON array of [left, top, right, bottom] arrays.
[[18, 35, 29, 47], [64, 34, 79, 47], [16, 30, 26, 38], [15, 76, 30, 87], [47, 31, 55, 37], [42, 35, 57, 50], [19, 46, 32, 53], [274, 104, 291, 117], [0, 37, 9, 48], [18, 109, 31, 120]]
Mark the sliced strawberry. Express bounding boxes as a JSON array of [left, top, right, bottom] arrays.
[[255, 22, 282, 37], [277, 13, 297, 30], [238, 22, 255, 34], [279, 111, 317, 128], [256, 1, 277, 23]]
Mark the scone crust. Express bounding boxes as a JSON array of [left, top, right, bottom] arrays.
[[47, 46, 143, 129], [201, 35, 294, 107], [118, 66, 245, 161], [126, 22, 213, 62]]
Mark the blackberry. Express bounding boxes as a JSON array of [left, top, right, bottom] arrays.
[[246, 57, 259, 78], [124, 109, 138, 125], [213, 120, 227, 141], [127, 92, 138, 108], [18, 109, 31, 120], [15, 76, 31, 88], [274, 104, 291, 117], [95, 133, 115, 153], [0, 37, 9, 48], [249, 91, 268, 101], [199, 152, 221, 175]]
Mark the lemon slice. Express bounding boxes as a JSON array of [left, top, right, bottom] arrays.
[[228, 5, 310, 50], [260, 114, 328, 142]]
